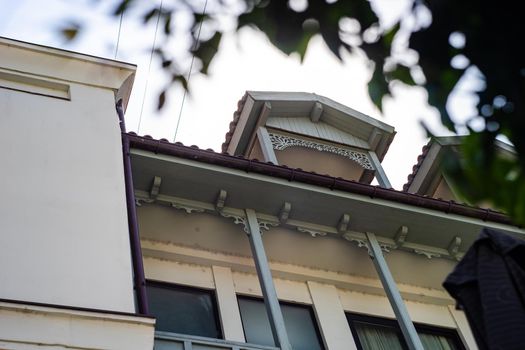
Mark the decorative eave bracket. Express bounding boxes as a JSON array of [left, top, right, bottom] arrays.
[[134, 189, 464, 261]]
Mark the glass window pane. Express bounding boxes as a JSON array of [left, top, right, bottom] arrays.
[[147, 283, 222, 339], [238, 297, 324, 350], [419, 332, 458, 350], [354, 322, 405, 350], [347, 313, 464, 350], [282, 303, 324, 350], [238, 298, 274, 347]]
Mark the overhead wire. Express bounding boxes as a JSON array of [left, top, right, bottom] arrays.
[[114, 9, 124, 60], [137, 0, 164, 134], [173, 0, 209, 142]]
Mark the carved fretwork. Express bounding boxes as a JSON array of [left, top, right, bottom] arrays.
[[297, 226, 327, 238], [220, 212, 277, 235], [268, 133, 373, 170], [171, 203, 205, 214]]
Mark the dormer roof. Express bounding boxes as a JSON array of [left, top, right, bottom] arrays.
[[403, 136, 515, 201], [222, 91, 395, 161]]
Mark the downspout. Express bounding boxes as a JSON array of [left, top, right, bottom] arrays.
[[116, 99, 149, 315]]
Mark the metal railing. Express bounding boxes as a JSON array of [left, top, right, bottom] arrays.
[[155, 332, 280, 350]]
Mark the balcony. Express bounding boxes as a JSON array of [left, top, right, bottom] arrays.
[[155, 332, 280, 350]]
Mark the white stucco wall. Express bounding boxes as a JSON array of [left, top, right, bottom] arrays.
[[0, 38, 137, 312], [0, 301, 155, 350]]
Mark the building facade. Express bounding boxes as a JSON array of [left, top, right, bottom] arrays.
[[0, 37, 520, 350]]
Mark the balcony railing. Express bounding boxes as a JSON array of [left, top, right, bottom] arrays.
[[155, 332, 280, 350]]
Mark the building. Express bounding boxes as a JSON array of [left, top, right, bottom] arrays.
[[0, 37, 520, 350]]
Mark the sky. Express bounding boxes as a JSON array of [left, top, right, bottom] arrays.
[[0, 0, 475, 190]]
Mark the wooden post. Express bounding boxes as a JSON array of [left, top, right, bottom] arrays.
[[245, 209, 292, 350], [366, 232, 423, 350], [368, 151, 392, 188], [257, 126, 279, 164]]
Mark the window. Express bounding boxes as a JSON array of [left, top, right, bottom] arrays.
[[346, 313, 465, 350], [146, 281, 222, 339], [238, 296, 324, 350]]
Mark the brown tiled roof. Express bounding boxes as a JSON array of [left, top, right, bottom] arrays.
[[221, 92, 248, 153], [126, 133, 514, 227], [402, 141, 432, 192]]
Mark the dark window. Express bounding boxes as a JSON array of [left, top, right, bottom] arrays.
[[146, 281, 222, 339], [347, 313, 464, 350], [238, 296, 324, 350]]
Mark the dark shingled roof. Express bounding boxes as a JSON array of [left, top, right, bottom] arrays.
[[221, 92, 248, 153], [402, 141, 432, 192]]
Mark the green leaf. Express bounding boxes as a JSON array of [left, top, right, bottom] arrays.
[[172, 75, 189, 91], [368, 65, 390, 111], [387, 64, 416, 85], [382, 23, 400, 47], [143, 8, 159, 24], [113, 0, 134, 16], [192, 32, 222, 75], [164, 13, 172, 35], [157, 90, 167, 110]]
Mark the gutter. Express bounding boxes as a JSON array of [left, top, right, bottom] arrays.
[[116, 102, 149, 315], [126, 133, 514, 227]]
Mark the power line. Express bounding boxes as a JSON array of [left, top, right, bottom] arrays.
[[114, 10, 124, 60], [173, 0, 209, 143], [137, 0, 164, 134]]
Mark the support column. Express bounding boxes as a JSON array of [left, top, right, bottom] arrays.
[[368, 151, 392, 188], [365, 232, 423, 350], [245, 209, 292, 350], [257, 126, 279, 164]]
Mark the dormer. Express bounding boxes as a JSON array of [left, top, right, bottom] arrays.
[[222, 91, 396, 188], [403, 136, 515, 207]]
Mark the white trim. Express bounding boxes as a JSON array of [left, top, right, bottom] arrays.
[[448, 306, 478, 350], [257, 126, 279, 164], [212, 266, 246, 342], [0, 37, 136, 69], [368, 151, 392, 188], [308, 281, 357, 350], [246, 91, 394, 133]]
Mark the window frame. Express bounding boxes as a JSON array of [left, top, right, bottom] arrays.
[[237, 294, 325, 350], [146, 279, 223, 340], [346, 313, 465, 350]]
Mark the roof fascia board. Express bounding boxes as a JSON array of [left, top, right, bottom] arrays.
[[435, 136, 515, 154], [0, 37, 136, 107], [247, 91, 394, 134], [0, 37, 136, 71], [316, 95, 394, 133]]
